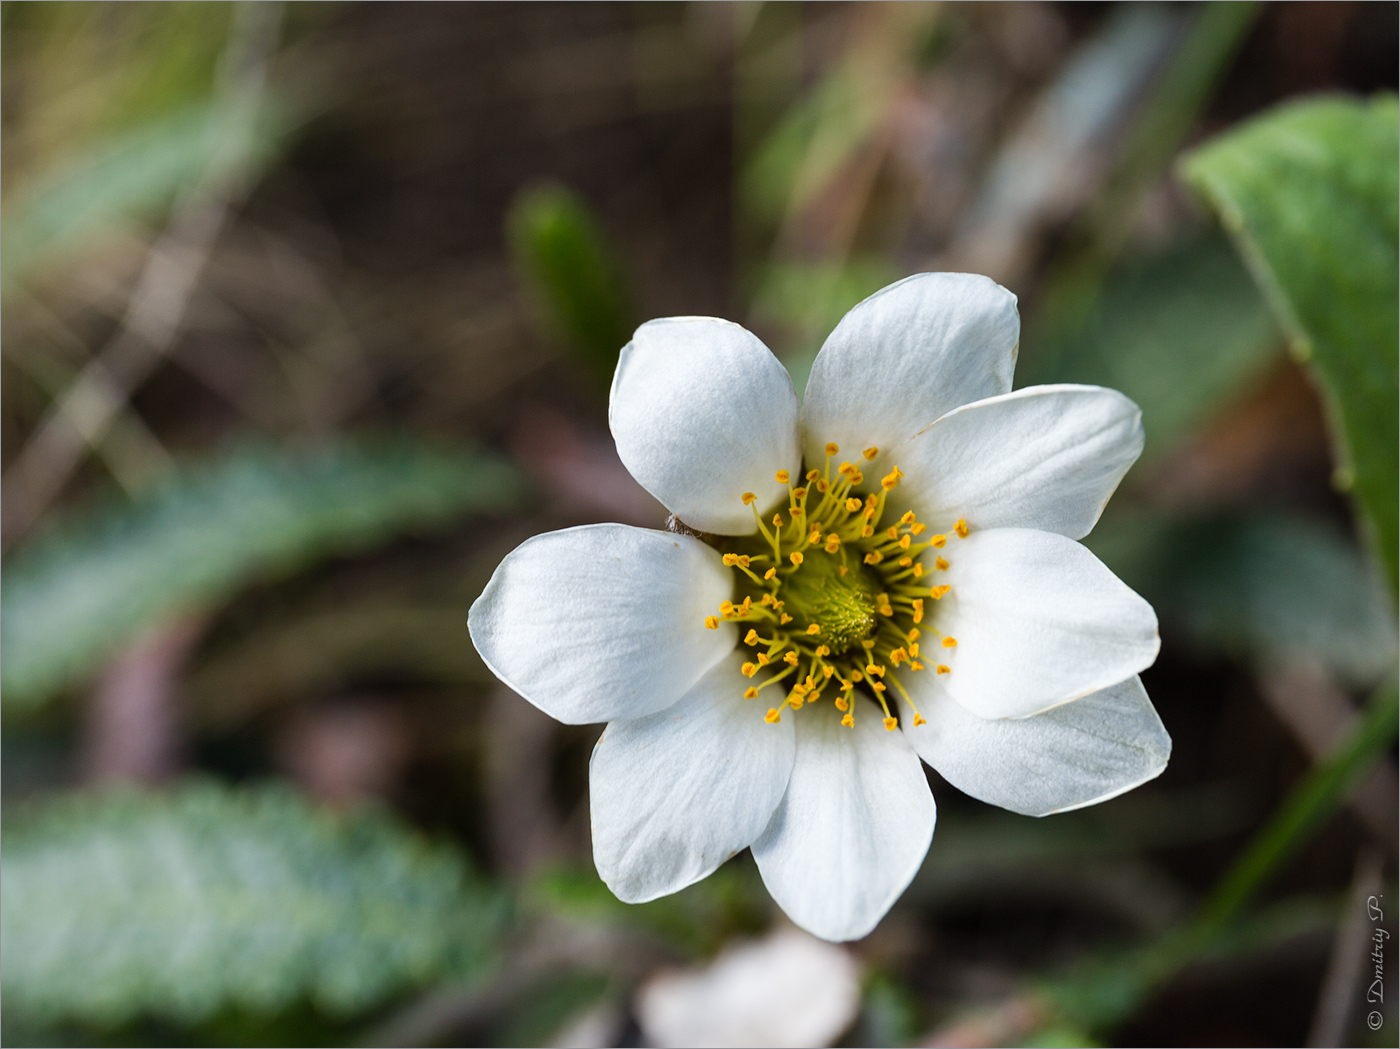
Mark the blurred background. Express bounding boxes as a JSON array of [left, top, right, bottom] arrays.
[[2, 3, 1396, 1046]]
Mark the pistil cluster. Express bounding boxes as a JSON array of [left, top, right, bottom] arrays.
[[703, 444, 969, 731]]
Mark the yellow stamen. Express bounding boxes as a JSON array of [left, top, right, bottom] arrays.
[[931, 534, 946, 548], [883, 716, 897, 731], [704, 616, 719, 630], [784, 651, 800, 666], [841, 712, 854, 727], [765, 708, 781, 724], [955, 518, 969, 538], [741, 492, 757, 505], [742, 662, 758, 677], [744, 687, 758, 698], [775, 470, 790, 484], [942, 637, 958, 648], [935, 556, 949, 571], [863, 447, 879, 460], [825, 443, 839, 456], [790, 552, 804, 566], [912, 599, 924, 623], [745, 629, 760, 645], [937, 665, 950, 674], [806, 624, 821, 635]]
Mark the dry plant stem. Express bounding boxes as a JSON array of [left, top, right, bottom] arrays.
[[81, 618, 206, 786], [1307, 846, 1383, 1048], [0, 2, 283, 545], [1258, 658, 1399, 855]]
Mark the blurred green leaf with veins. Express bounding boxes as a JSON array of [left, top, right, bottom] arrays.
[[507, 183, 634, 385], [1, 780, 505, 1027], [1181, 95, 1400, 597], [1089, 510, 1396, 685], [2, 441, 525, 713], [1019, 232, 1280, 464]]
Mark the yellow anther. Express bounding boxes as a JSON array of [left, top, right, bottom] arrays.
[[879, 603, 894, 616], [912, 599, 924, 623], [809, 531, 823, 545], [846, 498, 862, 512], [865, 664, 885, 678], [757, 653, 770, 666], [883, 716, 897, 731], [865, 493, 879, 508], [704, 616, 719, 629], [931, 534, 947, 548], [849, 471, 863, 485], [764, 567, 777, 580], [823, 665, 834, 679], [913, 714, 927, 727], [898, 535, 911, 550], [872, 681, 887, 693], [851, 670, 864, 683], [911, 524, 927, 537], [742, 662, 758, 677], [765, 708, 781, 724], [861, 639, 876, 649], [739, 596, 753, 613], [806, 469, 821, 482], [840, 678, 854, 692], [935, 556, 949, 571], [912, 563, 925, 578], [835, 696, 848, 711], [936, 664, 950, 674], [887, 527, 899, 540], [900, 511, 916, 525], [742, 492, 758, 506], [790, 552, 804, 566], [825, 535, 841, 553], [955, 518, 969, 538], [792, 487, 806, 500], [775, 470, 790, 484], [784, 651, 800, 666], [910, 660, 925, 671], [942, 636, 958, 648], [841, 713, 854, 727], [745, 629, 760, 645], [825, 442, 839, 456], [899, 556, 913, 567], [881, 467, 903, 490], [863, 447, 879, 460], [806, 624, 821, 635], [908, 628, 920, 640], [815, 644, 831, 657], [816, 480, 829, 493], [909, 643, 920, 657], [864, 551, 883, 565], [935, 584, 952, 597], [838, 565, 849, 576], [760, 593, 774, 606], [720, 601, 734, 616], [723, 553, 737, 566], [890, 648, 908, 665], [744, 687, 758, 699], [838, 461, 855, 476]]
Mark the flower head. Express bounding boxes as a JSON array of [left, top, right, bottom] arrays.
[[470, 272, 1168, 942]]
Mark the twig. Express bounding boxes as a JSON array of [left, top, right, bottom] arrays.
[[1, 2, 283, 544]]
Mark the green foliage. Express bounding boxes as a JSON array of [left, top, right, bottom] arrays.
[[506, 183, 634, 385], [0, 780, 505, 1027], [2, 96, 290, 290], [1180, 95, 1400, 596], [1090, 510, 1396, 685], [1019, 233, 1280, 463], [2, 441, 525, 712], [528, 859, 770, 959]]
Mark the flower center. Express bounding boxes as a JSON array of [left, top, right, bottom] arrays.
[[702, 443, 970, 732]]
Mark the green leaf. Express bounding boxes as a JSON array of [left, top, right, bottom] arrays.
[[2, 96, 291, 291], [506, 183, 634, 385], [0, 780, 505, 1026], [1019, 233, 1280, 463], [1180, 95, 1400, 597], [1090, 510, 1396, 685], [1, 440, 525, 712]]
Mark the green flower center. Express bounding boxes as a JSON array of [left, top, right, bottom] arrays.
[[701, 443, 973, 733]]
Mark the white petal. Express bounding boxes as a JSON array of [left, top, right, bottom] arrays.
[[752, 705, 936, 942], [801, 273, 1018, 475], [898, 384, 1143, 540], [636, 928, 861, 1049], [932, 528, 1159, 719], [610, 318, 801, 535], [901, 675, 1170, 816], [469, 524, 734, 724], [590, 653, 796, 903]]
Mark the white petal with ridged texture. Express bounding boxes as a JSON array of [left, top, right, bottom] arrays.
[[898, 384, 1143, 540], [610, 318, 801, 535], [901, 675, 1170, 816], [591, 653, 796, 903], [801, 273, 1018, 478], [469, 524, 735, 724], [931, 528, 1159, 719], [752, 705, 935, 942]]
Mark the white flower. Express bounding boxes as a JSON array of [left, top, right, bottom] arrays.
[[470, 272, 1169, 943]]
